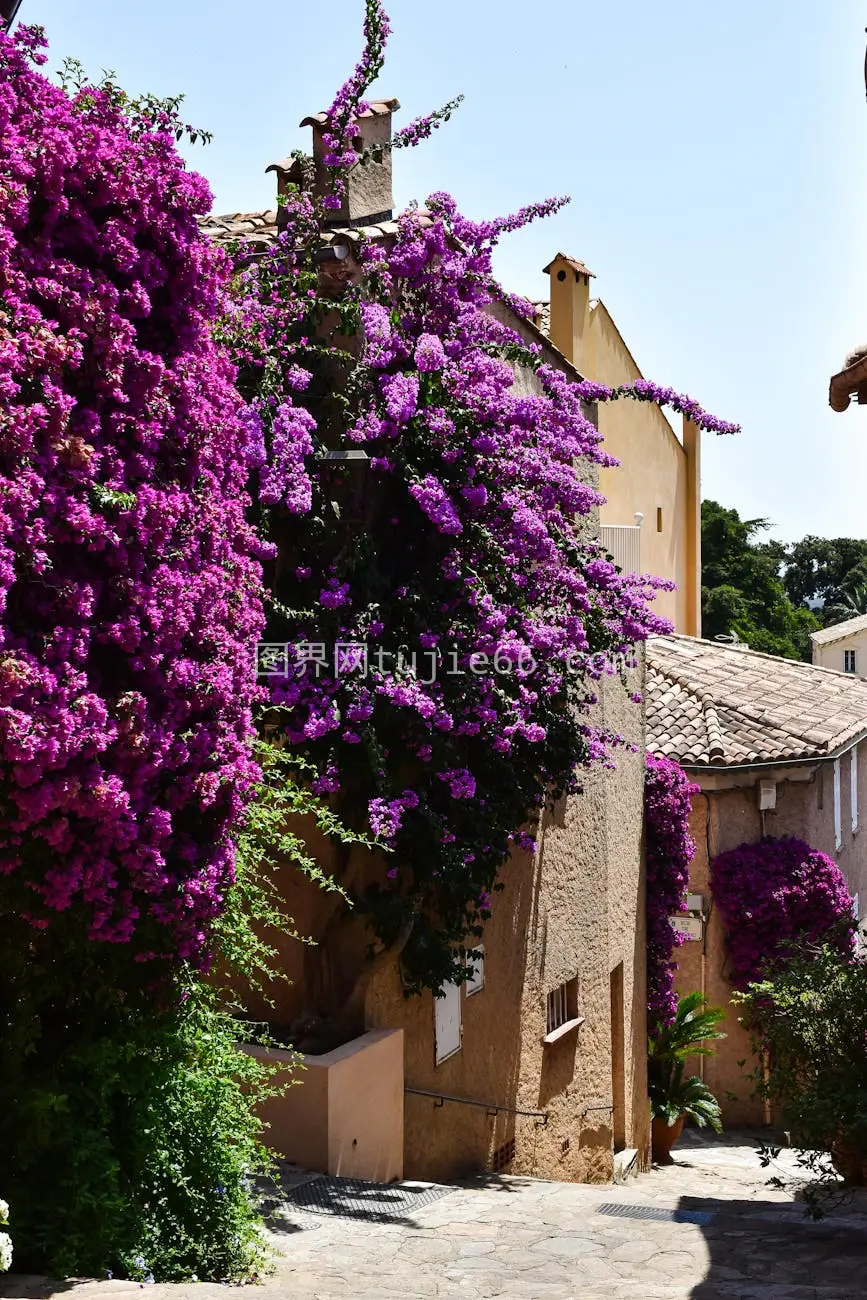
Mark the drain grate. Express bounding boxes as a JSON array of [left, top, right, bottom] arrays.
[[283, 1176, 453, 1222], [596, 1202, 715, 1226]]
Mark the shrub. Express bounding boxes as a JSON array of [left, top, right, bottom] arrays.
[[736, 939, 867, 1208], [648, 990, 725, 1132], [710, 836, 855, 988]]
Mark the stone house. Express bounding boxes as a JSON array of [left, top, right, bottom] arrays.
[[214, 100, 654, 1186], [810, 612, 867, 678], [646, 632, 867, 1124]]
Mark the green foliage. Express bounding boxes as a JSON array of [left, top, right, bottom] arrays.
[[701, 501, 820, 660], [736, 939, 867, 1204], [783, 534, 867, 614], [0, 937, 276, 1282], [218, 738, 357, 1006], [648, 991, 725, 1131], [651, 1072, 723, 1131], [0, 735, 369, 1282], [57, 56, 212, 144]]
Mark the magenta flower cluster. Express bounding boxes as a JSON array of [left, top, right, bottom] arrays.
[[710, 836, 856, 989], [0, 28, 265, 966], [222, 0, 738, 987], [644, 754, 699, 1029]]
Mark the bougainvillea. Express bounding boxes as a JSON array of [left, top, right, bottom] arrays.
[[711, 836, 856, 989], [0, 27, 265, 967], [645, 754, 699, 1030], [220, 0, 737, 990]]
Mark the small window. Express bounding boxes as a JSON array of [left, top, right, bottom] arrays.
[[465, 946, 485, 996], [545, 976, 583, 1043], [434, 981, 461, 1064], [656, 507, 663, 533], [845, 649, 858, 674], [834, 758, 843, 851]]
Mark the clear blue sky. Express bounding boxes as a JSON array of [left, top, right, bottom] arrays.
[[24, 0, 867, 545]]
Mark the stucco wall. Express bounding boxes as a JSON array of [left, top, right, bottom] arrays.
[[588, 304, 693, 636], [675, 751, 867, 1125], [545, 261, 700, 637], [364, 661, 649, 1185], [812, 632, 867, 677]]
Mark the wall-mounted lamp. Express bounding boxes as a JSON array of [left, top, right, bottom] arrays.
[[634, 511, 644, 527], [317, 449, 369, 462], [313, 242, 351, 265]]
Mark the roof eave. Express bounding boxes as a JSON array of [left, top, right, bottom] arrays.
[[829, 353, 867, 412], [676, 725, 867, 774]]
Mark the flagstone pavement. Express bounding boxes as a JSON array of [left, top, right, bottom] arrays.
[[6, 1131, 867, 1300]]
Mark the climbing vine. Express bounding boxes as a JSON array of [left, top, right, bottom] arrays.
[[221, 0, 737, 992], [644, 754, 698, 1031]]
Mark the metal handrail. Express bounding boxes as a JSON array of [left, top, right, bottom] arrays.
[[405, 1086, 548, 1124]]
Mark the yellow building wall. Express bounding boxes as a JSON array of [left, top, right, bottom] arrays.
[[545, 255, 700, 636], [589, 303, 694, 635]]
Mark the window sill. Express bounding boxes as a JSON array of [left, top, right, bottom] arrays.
[[543, 1016, 585, 1046]]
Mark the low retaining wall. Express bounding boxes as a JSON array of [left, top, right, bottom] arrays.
[[242, 1027, 404, 1182]]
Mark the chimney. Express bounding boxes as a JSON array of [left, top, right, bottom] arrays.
[[543, 253, 595, 376], [270, 99, 400, 228]]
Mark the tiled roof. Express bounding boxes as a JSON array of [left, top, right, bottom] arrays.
[[198, 208, 435, 253], [198, 210, 279, 251], [299, 100, 400, 128], [646, 634, 867, 768], [542, 252, 595, 278], [810, 613, 867, 646]]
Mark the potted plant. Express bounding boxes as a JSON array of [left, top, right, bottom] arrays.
[[649, 991, 725, 1163]]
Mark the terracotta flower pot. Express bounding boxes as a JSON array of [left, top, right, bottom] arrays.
[[652, 1114, 685, 1164], [831, 1140, 867, 1184]]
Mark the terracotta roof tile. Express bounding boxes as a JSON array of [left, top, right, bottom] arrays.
[[646, 634, 867, 768], [299, 99, 401, 128], [542, 252, 595, 278], [198, 208, 436, 254]]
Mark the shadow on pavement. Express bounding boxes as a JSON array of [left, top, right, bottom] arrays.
[[685, 1191, 867, 1297]]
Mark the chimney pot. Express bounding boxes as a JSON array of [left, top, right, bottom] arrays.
[[301, 99, 400, 226]]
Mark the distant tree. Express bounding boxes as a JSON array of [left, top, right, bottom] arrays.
[[701, 501, 820, 661], [783, 536, 867, 612]]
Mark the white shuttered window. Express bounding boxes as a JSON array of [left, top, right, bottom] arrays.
[[434, 981, 461, 1064]]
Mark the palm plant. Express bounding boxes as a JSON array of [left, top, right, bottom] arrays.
[[649, 991, 726, 1132]]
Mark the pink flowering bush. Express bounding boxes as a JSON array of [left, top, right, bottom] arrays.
[[645, 755, 699, 1031], [223, 0, 737, 992], [711, 836, 856, 989], [0, 28, 285, 1284], [0, 26, 265, 968]]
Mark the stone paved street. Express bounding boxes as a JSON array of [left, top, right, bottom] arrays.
[[6, 1132, 867, 1299]]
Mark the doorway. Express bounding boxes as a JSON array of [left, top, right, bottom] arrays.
[[610, 962, 626, 1152]]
